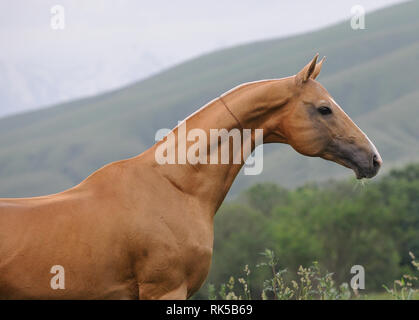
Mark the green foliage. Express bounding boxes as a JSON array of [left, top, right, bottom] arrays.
[[208, 248, 352, 300], [193, 163, 419, 299], [383, 252, 419, 300], [206, 247, 419, 300]]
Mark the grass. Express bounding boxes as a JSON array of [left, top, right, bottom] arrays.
[[207, 249, 419, 300]]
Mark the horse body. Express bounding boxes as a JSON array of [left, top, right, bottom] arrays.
[[0, 153, 214, 299], [0, 55, 382, 299], [0, 167, 138, 299]]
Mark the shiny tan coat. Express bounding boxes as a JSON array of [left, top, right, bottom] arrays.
[[0, 55, 381, 299]]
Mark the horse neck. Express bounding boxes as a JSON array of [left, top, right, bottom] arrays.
[[143, 78, 292, 214]]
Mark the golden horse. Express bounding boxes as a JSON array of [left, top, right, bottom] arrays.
[[0, 55, 382, 299]]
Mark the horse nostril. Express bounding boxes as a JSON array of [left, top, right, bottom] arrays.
[[373, 154, 382, 168]]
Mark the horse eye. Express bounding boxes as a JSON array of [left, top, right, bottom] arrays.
[[318, 106, 332, 115]]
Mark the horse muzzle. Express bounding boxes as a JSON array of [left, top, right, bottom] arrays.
[[325, 140, 383, 179], [352, 151, 382, 179]]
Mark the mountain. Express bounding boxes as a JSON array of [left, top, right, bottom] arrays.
[[0, 0, 418, 197], [0, 51, 169, 118]]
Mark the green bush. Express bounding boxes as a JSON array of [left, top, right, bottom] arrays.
[[193, 163, 419, 299], [206, 248, 419, 300]]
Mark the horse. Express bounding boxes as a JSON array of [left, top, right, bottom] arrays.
[[0, 54, 382, 299]]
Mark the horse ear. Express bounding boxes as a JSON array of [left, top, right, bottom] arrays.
[[310, 56, 325, 80], [295, 53, 319, 85]]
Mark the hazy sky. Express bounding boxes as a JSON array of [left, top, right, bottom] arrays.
[[0, 0, 408, 116]]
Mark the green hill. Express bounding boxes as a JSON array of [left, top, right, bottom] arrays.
[[1, 1, 418, 197]]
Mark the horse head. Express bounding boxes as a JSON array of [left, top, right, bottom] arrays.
[[270, 54, 382, 179]]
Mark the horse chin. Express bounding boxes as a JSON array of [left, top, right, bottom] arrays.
[[353, 167, 365, 180], [342, 160, 368, 179], [327, 155, 366, 179], [344, 163, 363, 179], [348, 162, 377, 179], [355, 167, 378, 179]]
